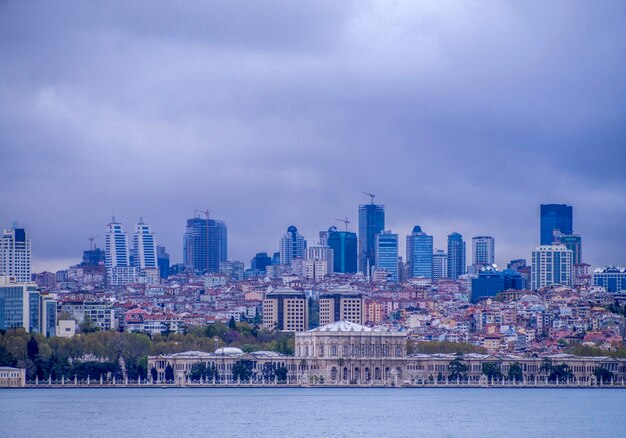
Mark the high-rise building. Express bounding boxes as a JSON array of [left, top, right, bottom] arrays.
[[0, 277, 55, 335], [540, 204, 573, 245], [375, 231, 398, 282], [470, 267, 525, 303], [406, 226, 433, 279], [447, 232, 466, 280], [472, 236, 495, 270], [82, 248, 105, 266], [0, 225, 31, 284], [251, 252, 272, 272], [553, 233, 582, 266], [432, 249, 448, 282], [531, 245, 573, 290], [319, 288, 364, 326], [306, 243, 333, 275], [157, 246, 170, 279], [279, 226, 306, 265], [262, 287, 308, 332], [183, 214, 227, 273], [132, 218, 157, 270], [358, 201, 385, 274], [327, 229, 358, 274], [105, 218, 130, 270]]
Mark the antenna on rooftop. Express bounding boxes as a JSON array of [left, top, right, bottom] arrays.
[[363, 192, 375, 205]]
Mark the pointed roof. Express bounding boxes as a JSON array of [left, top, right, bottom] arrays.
[[308, 321, 373, 333]]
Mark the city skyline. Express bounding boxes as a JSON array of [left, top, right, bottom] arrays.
[[1, 2, 625, 272]]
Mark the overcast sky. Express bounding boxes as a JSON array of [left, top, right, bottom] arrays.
[[1, 1, 625, 272]]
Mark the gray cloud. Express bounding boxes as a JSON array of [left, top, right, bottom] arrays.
[[0, 0, 624, 271]]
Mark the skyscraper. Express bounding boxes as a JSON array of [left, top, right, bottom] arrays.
[[132, 218, 157, 270], [327, 228, 358, 273], [358, 200, 385, 274], [553, 233, 582, 265], [432, 249, 448, 282], [531, 244, 573, 290], [447, 232, 466, 280], [472, 236, 495, 269], [183, 214, 228, 273], [375, 231, 398, 282], [406, 226, 433, 279], [251, 252, 272, 272], [279, 226, 306, 265], [157, 246, 170, 279], [540, 204, 573, 245], [105, 218, 130, 270], [0, 224, 31, 283]]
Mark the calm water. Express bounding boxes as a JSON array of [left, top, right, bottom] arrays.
[[1, 387, 624, 437]]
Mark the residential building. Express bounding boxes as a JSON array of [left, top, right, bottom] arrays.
[[132, 218, 157, 270], [375, 231, 398, 282], [219, 260, 245, 282], [447, 232, 466, 280], [183, 214, 227, 273], [262, 287, 308, 332], [58, 300, 116, 331], [540, 204, 573, 245], [306, 243, 333, 276], [327, 229, 358, 274], [279, 226, 306, 265], [0, 225, 31, 283], [358, 201, 385, 274], [406, 226, 433, 279], [531, 245, 573, 290]]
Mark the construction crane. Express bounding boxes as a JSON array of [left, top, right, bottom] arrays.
[[363, 192, 375, 205], [194, 209, 210, 220], [88, 235, 99, 251], [334, 217, 350, 232]]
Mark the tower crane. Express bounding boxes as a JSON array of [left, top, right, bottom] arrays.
[[88, 235, 99, 251], [334, 217, 350, 232], [363, 192, 375, 205]]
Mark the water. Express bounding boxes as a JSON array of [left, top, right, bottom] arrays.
[[1, 388, 624, 437]]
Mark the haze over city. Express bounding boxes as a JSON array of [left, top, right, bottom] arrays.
[[1, 1, 624, 272]]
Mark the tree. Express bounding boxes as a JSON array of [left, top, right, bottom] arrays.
[[164, 364, 175, 382], [228, 316, 237, 330], [27, 336, 39, 361], [150, 367, 158, 383], [232, 360, 253, 382], [482, 362, 503, 381], [508, 362, 523, 382], [549, 364, 574, 383], [593, 367, 614, 384], [448, 355, 468, 381], [0, 345, 17, 367], [189, 362, 207, 381], [337, 358, 345, 381], [275, 365, 288, 383], [539, 358, 553, 378]]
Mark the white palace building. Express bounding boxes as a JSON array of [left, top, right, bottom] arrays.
[[148, 321, 626, 386]]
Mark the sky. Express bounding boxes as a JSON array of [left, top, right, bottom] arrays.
[[0, 1, 625, 272]]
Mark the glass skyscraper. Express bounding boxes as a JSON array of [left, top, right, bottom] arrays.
[[183, 215, 228, 273], [327, 229, 358, 274], [358, 202, 385, 274], [540, 204, 573, 245], [406, 226, 433, 279], [447, 232, 466, 280], [375, 231, 398, 282]]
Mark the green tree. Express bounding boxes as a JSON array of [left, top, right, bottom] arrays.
[[232, 360, 253, 382], [539, 358, 553, 378], [507, 362, 523, 382], [189, 362, 207, 381], [164, 364, 175, 382], [150, 367, 158, 383], [448, 355, 468, 381], [593, 367, 614, 384], [275, 365, 288, 383], [27, 336, 39, 361], [482, 362, 503, 381], [228, 316, 237, 331], [0, 345, 17, 367]]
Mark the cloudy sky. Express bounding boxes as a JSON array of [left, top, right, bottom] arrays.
[[1, 1, 625, 272]]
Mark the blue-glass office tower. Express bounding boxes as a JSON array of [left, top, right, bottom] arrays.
[[0, 283, 39, 332], [358, 203, 385, 274], [157, 246, 170, 279], [406, 226, 433, 279], [183, 216, 227, 273], [328, 229, 358, 273], [540, 204, 573, 245], [447, 232, 466, 280], [375, 231, 398, 282], [470, 268, 524, 303], [554, 233, 582, 265]]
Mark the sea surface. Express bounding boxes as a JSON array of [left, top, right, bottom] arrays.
[[1, 387, 624, 437]]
